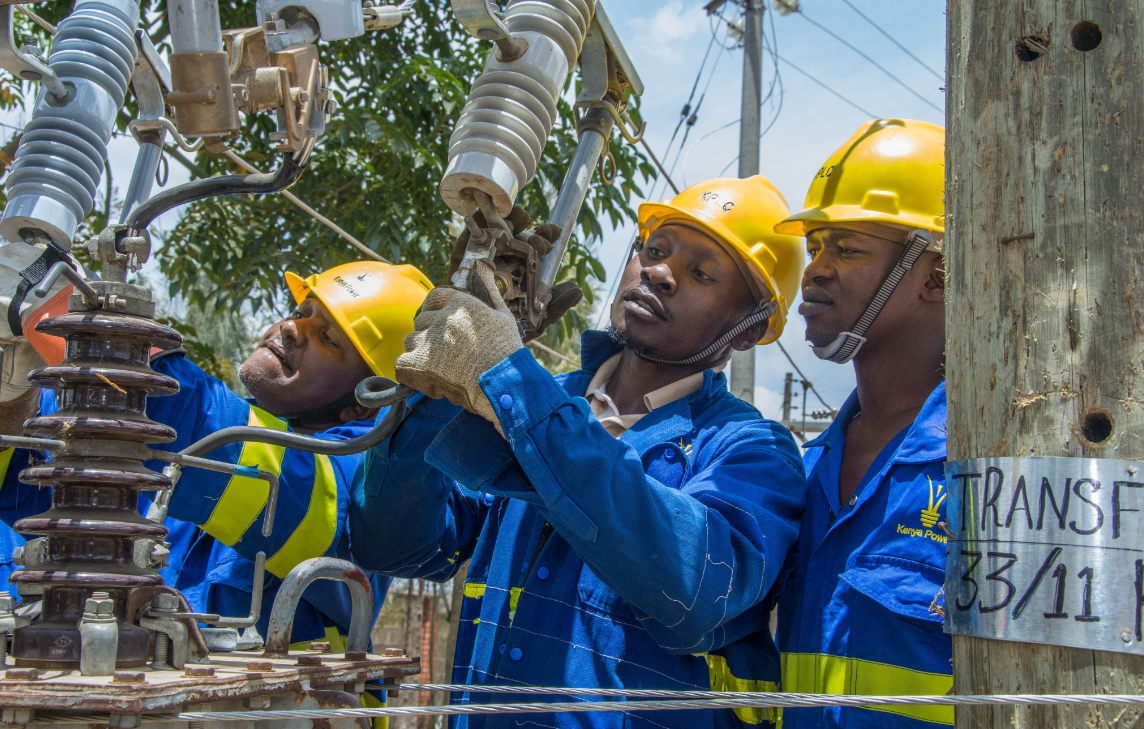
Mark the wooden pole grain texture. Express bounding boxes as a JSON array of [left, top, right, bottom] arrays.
[[946, 1, 1144, 727]]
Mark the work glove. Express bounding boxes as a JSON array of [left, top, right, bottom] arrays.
[[0, 340, 45, 403], [447, 205, 583, 343], [395, 260, 523, 436]]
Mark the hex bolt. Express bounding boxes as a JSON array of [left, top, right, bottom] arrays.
[[149, 594, 179, 670]]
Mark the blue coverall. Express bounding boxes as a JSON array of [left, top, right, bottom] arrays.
[[776, 381, 951, 729], [0, 353, 387, 645], [350, 330, 808, 728]]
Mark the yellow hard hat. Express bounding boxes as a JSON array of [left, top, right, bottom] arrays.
[[284, 261, 433, 380], [637, 175, 805, 344], [774, 118, 945, 237]]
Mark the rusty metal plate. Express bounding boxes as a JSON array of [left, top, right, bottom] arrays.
[[0, 651, 420, 714]]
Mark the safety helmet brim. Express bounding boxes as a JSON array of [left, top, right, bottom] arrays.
[[773, 206, 945, 237]]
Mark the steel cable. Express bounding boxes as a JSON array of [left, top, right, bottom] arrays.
[[171, 692, 1144, 723]]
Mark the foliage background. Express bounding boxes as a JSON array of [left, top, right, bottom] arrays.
[[0, 0, 652, 378]]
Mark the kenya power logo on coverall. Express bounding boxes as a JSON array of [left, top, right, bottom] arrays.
[[897, 477, 948, 543]]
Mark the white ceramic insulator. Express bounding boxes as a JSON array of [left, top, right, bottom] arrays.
[[440, 0, 593, 216]]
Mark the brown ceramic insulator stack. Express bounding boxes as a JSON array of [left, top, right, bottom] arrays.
[[9, 311, 181, 668]]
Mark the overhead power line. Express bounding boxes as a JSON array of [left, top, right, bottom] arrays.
[[796, 11, 942, 114], [839, 0, 944, 82], [776, 340, 836, 414], [776, 53, 879, 119]]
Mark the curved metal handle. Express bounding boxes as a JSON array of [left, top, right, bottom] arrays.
[[181, 382, 412, 458], [262, 557, 374, 656], [33, 261, 99, 303]]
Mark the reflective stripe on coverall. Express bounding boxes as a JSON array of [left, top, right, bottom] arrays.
[[776, 381, 951, 729], [350, 329, 808, 728]]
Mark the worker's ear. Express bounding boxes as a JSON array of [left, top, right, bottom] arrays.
[[919, 253, 945, 304], [729, 320, 768, 352], [339, 402, 379, 424]]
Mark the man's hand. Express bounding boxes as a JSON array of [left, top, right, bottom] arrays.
[[395, 261, 522, 435], [446, 205, 583, 343]]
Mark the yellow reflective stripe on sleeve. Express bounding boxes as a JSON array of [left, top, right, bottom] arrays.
[[0, 448, 16, 482], [264, 453, 339, 578], [200, 406, 288, 546], [463, 583, 522, 613], [781, 652, 954, 726], [706, 654, 778, 725]]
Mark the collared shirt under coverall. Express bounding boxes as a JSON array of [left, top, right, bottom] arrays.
[[776, 381, 951, 729], [349, 330, 808, 728], [0, 353, 386, 644]]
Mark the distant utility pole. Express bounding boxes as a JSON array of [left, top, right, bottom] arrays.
[[947, 3, 1144, 727], [729, 0, 764, 405], [781, 372, 793, 423]]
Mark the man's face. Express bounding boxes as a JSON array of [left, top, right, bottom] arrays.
[[239, 297, 374, 417], [800, 227, 941, 348], [608, 223, 757, 361]]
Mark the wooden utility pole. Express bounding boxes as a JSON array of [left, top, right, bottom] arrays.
[[946, 2, 1144, 726], [729, 0, 764, 405]]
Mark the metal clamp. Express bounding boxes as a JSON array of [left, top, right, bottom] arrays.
[[451, 0, 509, 41], [0, 5, 65, 98]]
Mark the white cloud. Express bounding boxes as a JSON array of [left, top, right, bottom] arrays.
[[629, 1, 707, 62], [754, 385, 784, 421]]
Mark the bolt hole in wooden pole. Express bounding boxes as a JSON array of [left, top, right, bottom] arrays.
[[1080, 408, 1114, 445], [1014, 36, 1049, 62], [1070, 21, 1102, 52]]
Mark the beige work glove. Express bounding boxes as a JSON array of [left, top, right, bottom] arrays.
[[0, 340, 45, 403], [395, 261, 522, 435]]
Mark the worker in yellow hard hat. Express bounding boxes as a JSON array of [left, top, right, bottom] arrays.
[[0, 261, 432, 676], [773, 119, 953, 729], [346, 179, 809, 726]]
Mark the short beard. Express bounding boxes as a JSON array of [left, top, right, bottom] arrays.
[[604, 323, 654, 358], [237, 360, 270, 405]]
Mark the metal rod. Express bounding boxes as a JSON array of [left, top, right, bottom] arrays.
[[118, 138, 165, 224], [538, 108, 614, 288], [145, 450, 280, 535], [181, 383, 410, 458], [32, 261, 98, 302], [0, 434, 64, 451], [167, 0, 223, 53]]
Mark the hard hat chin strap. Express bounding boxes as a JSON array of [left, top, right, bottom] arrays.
[[637, 299, 778, 367], [811, 229, 934, 364]]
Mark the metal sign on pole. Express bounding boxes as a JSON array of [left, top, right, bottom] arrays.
[[945, 2, 1144, 726]]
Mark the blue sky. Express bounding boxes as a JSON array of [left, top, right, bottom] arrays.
[[596, 0, 947, 421], [0, 0, 947, 421]]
